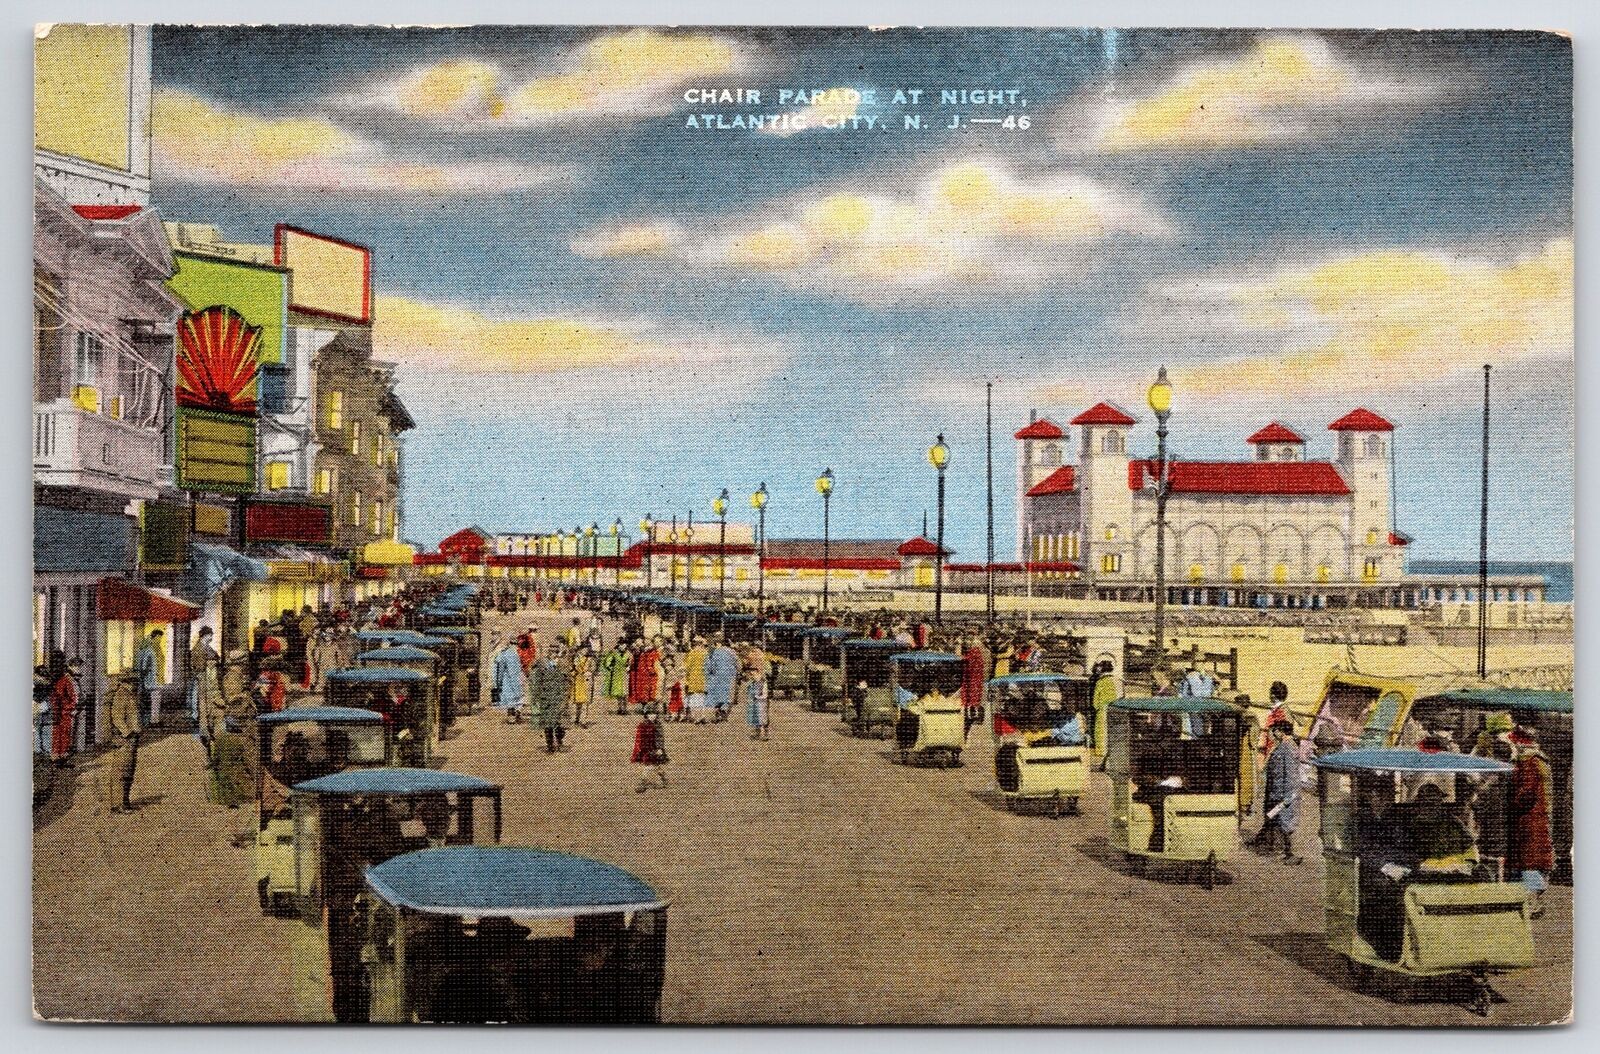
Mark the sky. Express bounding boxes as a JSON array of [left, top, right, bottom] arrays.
[[149, 27, 1574, 560]]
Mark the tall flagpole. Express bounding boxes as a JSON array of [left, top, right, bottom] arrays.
[[985, 381, 996, 627], [1478, 364, 1491, 680]]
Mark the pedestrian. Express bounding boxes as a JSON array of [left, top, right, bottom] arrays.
[[570, 645, 595, 729], [684, 636, 709, 720], [1254, 719, 1303, 864], [311, 629, 339, 691], [492, 637, 526, 723], [528, 645, 570, 753], [1507, 725, 1555, 917], [210, 653, 255, 808], [1179, 665, 1216, 699], [631, 705, 670, 793], [705, 635, 739, 722], [629, 638, 662, 715], [134, 628, 163, 724], [298, 606, 320, 687], [991, 636, 1015, 679], [661, 648, 684, 721], [189, 627, 221, 732], [49, 657, 83, 763], [104, 673, 141, 812], [960, 635, 987, 736], [600, 639, 630, 715], [564, 617, 582, 651], [743, 649, 771, 740]]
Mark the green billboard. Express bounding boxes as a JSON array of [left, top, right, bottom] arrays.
[[167, 250, 288, 365]]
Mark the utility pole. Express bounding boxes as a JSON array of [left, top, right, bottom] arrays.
[[1478, 364, 1491, 680], [986, 381, 996, 627]]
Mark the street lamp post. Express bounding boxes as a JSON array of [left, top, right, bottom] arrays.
[[928, 435, 950, 624], [1148, 366, 1174, 672], [611, 518, 622, 587], [554, 530, 565, 586], [574, 526, 585, 587], [816, 468, 834, 613], [713, 489, 729, 608], [669, 514, 679, 593], [587, 522, 599, 585], [639, 516, 654, 590], [751, 483, 769, 619], [686, 509, 695, 591]]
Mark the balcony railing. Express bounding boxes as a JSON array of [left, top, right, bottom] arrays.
[[33, 400, 165, 500]]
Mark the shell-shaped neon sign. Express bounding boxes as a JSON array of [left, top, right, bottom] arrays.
[[176, 305, 260, 414]]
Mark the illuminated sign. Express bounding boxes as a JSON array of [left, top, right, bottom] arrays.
[[168, 253, 287, 365], [177, 408, 256, 495], [275, 225, 372, 323], [177, 305, 261, 413], [35, 25, 133, 172], [246, 500, 333, 545]]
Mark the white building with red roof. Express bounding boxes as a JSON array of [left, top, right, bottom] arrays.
[[1018, 401, 1407, 594]]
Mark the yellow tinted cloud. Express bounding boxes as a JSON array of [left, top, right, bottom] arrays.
[[153, 89, 556, 194], [570, 222, 682, 258], [1098, 35, 1422, 151], [1172, 238, 1572, 394], [570, 160, 1166, 299], [374, 30, 741, 127], [374, 295, 649, 373]]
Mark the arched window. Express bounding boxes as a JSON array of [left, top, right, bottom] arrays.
[[1101, 431, 1125, 454], [1363, 435, 1384, 457], [1042, 443, 1062, 467]]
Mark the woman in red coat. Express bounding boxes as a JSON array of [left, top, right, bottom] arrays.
[[1507, 726, 1554, 913], [629, 641, 661, 712], [49, 659, 82, 761], [960, 638, 987, 734]]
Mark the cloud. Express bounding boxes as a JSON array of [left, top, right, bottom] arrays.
[[372, 294, 787, 408], [1153, 237, 1572, 396], [569, 222, 684, 259], [1084, 35, 1433, 152], [570, 159, 1171, 302], [153, 88, 560, 195], [757, 86, 860, 137], [352, 29, 746, 128]]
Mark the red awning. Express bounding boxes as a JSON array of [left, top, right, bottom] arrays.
[[96, 578, 199, 623]]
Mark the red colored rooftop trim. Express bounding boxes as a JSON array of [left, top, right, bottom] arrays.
[[72, 204, 142, 221], [1328, 408, 1395, 432], [896, 536, 951, 557], [1070, 401, 1137, 426], [1026, 465, 1077, 497], [1128, 459, 1351, 497], [1014, 418, 1065, 440], [1388, 531, 1412, 547], [1246, 422, 1305, 445]]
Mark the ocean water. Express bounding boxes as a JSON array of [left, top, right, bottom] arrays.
[[1408, 559, 1573, 603]]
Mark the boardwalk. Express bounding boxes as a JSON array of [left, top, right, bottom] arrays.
[[33, 606, 1572, 1024]]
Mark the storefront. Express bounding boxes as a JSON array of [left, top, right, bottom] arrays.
[[96, 578, 199, 723]]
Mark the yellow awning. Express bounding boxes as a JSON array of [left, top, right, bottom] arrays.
[[362, 540, 417, 566]]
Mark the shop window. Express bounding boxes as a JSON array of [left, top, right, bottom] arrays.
[[1363, 557, 1380, 581], [1100, 553, 1121, 574], [326, 390, 343, 430], [265, 461, 290, 490]]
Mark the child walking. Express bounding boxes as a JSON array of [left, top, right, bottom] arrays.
[[632, 706, 670, 793]]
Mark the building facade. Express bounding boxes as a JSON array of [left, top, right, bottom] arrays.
[[33, 25, 195, 748], [1018, 403, 1408, 595]]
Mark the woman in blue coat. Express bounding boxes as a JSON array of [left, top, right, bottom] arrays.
[[491, 640, 525, 722]]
